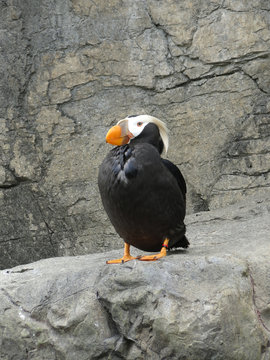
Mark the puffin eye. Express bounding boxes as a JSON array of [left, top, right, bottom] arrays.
[[137, 122, 143, 127]]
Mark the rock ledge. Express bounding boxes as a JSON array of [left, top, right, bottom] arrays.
[[0, 194, 270, 359]]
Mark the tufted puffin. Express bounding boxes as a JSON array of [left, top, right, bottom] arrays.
[[98, 114, 189, 264]]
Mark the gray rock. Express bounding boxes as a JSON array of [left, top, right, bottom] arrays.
[[0, 194, 270, 359], [0, 0, 270, 268]]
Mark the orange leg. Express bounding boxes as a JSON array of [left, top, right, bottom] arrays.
[[138, 238, 169, 261], [106, 243, 138, 264]]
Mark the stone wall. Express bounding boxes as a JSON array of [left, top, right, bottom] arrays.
[[0, 0, 270, 269]]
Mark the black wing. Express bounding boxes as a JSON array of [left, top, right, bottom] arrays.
[[162, 159, 186, 200]]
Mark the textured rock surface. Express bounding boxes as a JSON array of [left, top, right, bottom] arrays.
[[0, 195, 270, 359], [0, 0, 270, 268]]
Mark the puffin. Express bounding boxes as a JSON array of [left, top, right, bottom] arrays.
[[98, 114, 189, 264]]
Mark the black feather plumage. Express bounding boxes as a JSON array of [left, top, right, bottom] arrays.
[[98, 122, 189, 252]]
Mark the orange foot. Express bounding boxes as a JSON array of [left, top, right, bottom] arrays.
[[106, 254, 138, 264], [106, 243, 138, 264], [138, 238, 169, 262]]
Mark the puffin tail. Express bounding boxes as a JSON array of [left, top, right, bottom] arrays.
[[169, 235, 189, 250]]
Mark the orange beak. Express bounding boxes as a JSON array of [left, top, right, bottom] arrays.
[[106, 124, 130, 146]]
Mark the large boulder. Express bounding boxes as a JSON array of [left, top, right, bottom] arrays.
[[1, 194, 269, 359], [0, 0, 270, 268]]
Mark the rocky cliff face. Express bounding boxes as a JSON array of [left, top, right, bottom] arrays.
[[0, 0, 270, 268], [0, 195, 269, 359]]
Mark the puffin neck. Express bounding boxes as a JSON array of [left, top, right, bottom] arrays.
[[129, 123, 164, 154]]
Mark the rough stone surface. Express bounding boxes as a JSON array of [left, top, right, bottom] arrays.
[[0, 194, 270, 359], [0, 0, 270, 268]]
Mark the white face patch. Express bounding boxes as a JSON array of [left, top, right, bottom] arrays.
[[127, 116, 150, 138]]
